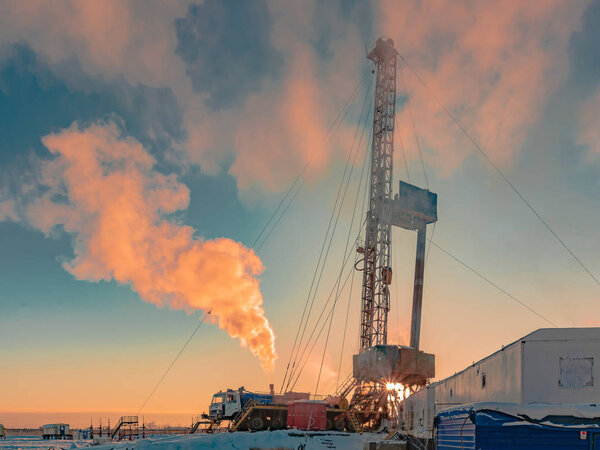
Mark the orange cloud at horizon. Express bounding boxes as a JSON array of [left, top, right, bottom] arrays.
[[22, 122, 276, 371]]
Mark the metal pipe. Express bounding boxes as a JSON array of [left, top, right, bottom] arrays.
[[410, 224, 427, 349]]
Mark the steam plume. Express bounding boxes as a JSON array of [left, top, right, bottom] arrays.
[[22, 121, 277, 370]]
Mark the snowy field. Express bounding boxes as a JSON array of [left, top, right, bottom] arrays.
[[1, 431, 384, 449], [0, 437, 89, 449]]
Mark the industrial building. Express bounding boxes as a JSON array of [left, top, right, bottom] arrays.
[[403, 327, 600, 440]]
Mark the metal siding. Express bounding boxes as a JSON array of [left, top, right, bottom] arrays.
[[436, 408, 597, 450], [473, 409, 595, 449], [436, 410, 475, 449], [523, 336, 600, 403], [435, 342, 522, 406], [476, 426, 591, 450], [287, 401, 327, 431], [404, 383, 436, 439], [408, 328, 600, 442]]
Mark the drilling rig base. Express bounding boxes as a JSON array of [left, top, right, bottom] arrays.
[[353, 345, 435, 386]]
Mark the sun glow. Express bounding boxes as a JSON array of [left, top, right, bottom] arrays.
[[386, 382, 410, 402]]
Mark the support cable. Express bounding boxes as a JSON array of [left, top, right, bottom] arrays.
[[314, 286, 336, 397], [393, 228, 401, 344], [137, 310, 211, 414], [334, 126, 371, 390], [252, 172, 304, 249], [429, 240, 558, 327], [399, 54, 600, 288], [253, 69, 370, 254], [425, 222, 436, 265], [134, 70, 371, 414], [395, 114, 411, 184], [286, 98, 373, 390], [255, 178, 305, 252], [355, 131, 373, 355], [318, 113, 371, 395], [287, 218, 368, 390], [276, 70, 371, 392], [281, 79, 373, 392], [336, 259, 356, 390], [400, 66, 429, 189], [290, 264, 356, 391]]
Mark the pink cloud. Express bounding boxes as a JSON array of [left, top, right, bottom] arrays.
[[378, 0, 589, 174], [0, 197, 18, 221], [226, 1, 365, 191], [24, 122, 277, 371], [0, 0, 590, 194], [230, 48, 330, 191], [577, 87, 600, 156]]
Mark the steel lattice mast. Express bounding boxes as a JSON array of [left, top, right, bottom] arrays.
[[348, 37, 436, 431], [359, 38, 398, 350]]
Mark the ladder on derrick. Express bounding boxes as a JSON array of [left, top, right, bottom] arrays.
[[335, 372, 358, 400], [230, 399, 256, 432], [346, 410, 361, 433]]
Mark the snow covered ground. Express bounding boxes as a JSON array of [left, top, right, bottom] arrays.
[[0, 437, 89, 449], [1, 431, 385, 450]]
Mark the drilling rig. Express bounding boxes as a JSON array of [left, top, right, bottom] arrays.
[[345, 37, 438, 430], [199, 38, 438, 435]]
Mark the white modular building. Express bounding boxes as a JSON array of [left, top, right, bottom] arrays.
[[41, 423, 72, 440], [403, 327, 600, 439]]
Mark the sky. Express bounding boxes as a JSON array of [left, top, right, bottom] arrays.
[[1, 0, 599, 429]]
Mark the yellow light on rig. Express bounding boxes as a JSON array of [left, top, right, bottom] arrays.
[[386, 382, 410, 401]]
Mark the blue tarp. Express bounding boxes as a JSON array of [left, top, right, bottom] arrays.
[[436, 403, 600, 450]]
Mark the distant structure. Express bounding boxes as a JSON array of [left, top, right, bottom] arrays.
[[111, 416, 139, 440], [41, 423, 72, 440]]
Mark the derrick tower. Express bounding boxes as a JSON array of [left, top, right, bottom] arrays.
[[358, 37, 397, 349], [348, 37, 438, 430]]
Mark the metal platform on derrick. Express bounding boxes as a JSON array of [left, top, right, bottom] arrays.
[[389, 181, 437, 230], [353, 345, 435, 386]]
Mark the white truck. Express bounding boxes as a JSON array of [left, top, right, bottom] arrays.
[[198, 387, 350, 432]]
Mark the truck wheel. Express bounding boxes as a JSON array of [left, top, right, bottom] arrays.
[[250, 416, 264, 431], [326, 418, 333, 430], [334, 418, 346, 431], [270, 417, 284, 429]]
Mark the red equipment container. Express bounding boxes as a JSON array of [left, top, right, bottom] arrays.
[[287, 400, 327, 431]]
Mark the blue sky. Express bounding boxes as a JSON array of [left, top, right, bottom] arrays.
[[0, 0, 599, 427]]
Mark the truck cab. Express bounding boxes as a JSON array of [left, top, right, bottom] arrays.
[[208, 390, 242, 420]]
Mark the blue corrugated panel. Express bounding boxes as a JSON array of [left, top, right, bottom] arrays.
[[436, 408, 475, 449], [476, 425, 590, 449], [436, 406, 598, 450]]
